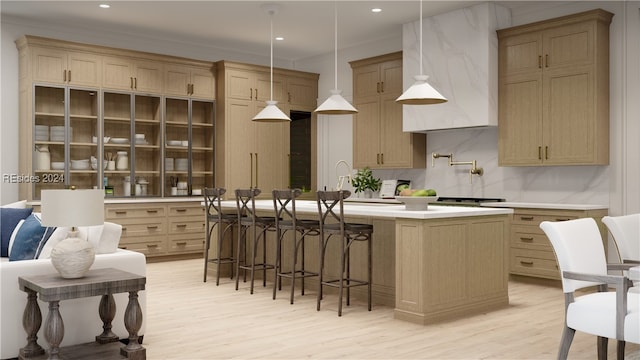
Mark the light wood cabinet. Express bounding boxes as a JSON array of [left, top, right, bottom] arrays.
[[30, 46, 101, 87], [165, 64, 215, 99], [105, 201, 205, 258], [509, 207, 608, 280], [285, 76, 317, 110], [216, 61, 318, 199], [497, 9, 613, 166], [103, 56, 164, 93], [350, 52, 426, 169], [16, 35, 215, 201]]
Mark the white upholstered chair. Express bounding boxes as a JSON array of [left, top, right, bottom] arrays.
[[540, 218, 639, 360], [602, 214, 640, 264]]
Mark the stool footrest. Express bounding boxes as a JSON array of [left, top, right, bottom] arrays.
[[321, 278, 369, 288], [277, 270, 319, 279]]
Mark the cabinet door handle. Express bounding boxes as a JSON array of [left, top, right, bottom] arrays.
[[538, 146, 542, 160], [545, 146, 549, 160], [130, 77, 134, 89], [176, 208, 187, 213], [67, 70, 71, 82], [520, 260, 534, 266], [255, 152, 259, 187], [63, 70, 67, 82], [176, 242, 187, 246], [115, 211, 127, 215], [376, 82, 380, 93], [249, 88, 253, 100], [147, 225, 159, 229], [520, 237, 534, 242], [134, 77, 137, 90], [121, 227, 128, 231], [519, 216, 534, 221], [380, 153, 384, 164], [538, 55, 542, 69], [377, 154, 380, 164], [176, 224, 187, 228], [555, 218, 572, 222], [147, 244, 158, 248], [380, 81, 384, 93], [250, 153, 254, 188], [147, 209, 158, 214], [545, 54, 549, 68]]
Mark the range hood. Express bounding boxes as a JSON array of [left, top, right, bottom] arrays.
[[401, 3, 511, 132]]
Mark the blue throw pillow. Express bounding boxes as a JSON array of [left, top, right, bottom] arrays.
[[9, 213, 56, 261], [1, 207, 33, 257]]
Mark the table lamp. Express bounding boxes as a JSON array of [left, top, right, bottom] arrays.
[[41, 188, 104, 278]]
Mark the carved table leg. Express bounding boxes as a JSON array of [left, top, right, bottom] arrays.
[[43, 301, 64, 360], [19, 289, 44, 358], [96, 294, 118, 344], [120, 291, 145, 360]]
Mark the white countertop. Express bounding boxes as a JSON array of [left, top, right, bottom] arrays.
[[219, 200, 513, 220], [29, 197, 203, 206], [481, 202, 608, 211]]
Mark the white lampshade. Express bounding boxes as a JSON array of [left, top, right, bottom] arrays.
[[252, 100, 290, 122], [41, 189, 104, 228], [396, 0, 447, 106], [396, 75, 447, 105], [315, 89, 358, 115]]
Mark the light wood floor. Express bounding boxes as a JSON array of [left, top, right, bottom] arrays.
[[143, 259, 640, 359]]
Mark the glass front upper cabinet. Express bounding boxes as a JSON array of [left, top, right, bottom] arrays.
[[33, 85, 99, 199]]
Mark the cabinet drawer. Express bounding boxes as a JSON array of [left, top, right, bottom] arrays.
[[120, 221, 166, 237], [107, 206, 166, 219], [118, 237, 165, 256], [167, 235, 204, 254], [511, 226, 552, 250], [169, 218, 205, 234], [510, 248, 560, 280], [512, 213, 577, 225], [168, 205, 204, 217]]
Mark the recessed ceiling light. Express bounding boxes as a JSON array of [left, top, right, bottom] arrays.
[[99, 4, 110, 9], [371, 8, 382, 13], [275, 36, 284, 41]]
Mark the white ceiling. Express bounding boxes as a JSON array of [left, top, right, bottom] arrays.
[[2, 0, 494, 61]]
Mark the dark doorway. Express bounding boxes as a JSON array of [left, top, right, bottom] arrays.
[[289, 111, 312, 192]]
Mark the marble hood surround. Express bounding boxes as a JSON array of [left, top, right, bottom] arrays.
[[402, 3, 511, 131]]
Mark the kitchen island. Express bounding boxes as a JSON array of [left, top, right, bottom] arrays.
[[215, 200, 513, 325]]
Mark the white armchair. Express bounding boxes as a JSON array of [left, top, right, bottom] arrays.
[[602, 214, 640, 264], [540, 218, 639, 360]]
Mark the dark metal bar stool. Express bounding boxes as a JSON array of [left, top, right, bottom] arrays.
[[272, 189, 320, 304], [316, 190, 373, 316], [235, 188, 277, 294], [203, 187, 238, 284]]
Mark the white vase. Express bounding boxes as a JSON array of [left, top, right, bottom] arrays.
[[50, 235, 96, 279]]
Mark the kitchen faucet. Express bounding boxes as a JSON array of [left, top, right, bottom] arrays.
[[335, 159, 352, 191], [432, 152, 484, 183]]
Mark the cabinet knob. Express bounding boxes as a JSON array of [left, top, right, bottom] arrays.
[[520, 237, 534, 242]]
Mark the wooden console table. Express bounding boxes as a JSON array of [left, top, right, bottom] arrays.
[[18, 268, 146, 360]]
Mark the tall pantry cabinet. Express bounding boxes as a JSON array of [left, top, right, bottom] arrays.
[[215, 61, 318, 199], [497, 9, 613, 166]]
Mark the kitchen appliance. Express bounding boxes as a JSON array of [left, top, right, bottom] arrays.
[[435, 197, 505, 207]]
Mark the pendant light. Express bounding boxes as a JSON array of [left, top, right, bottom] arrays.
[[396, 0, 447, 105], [314, 2, 357, 115], [253, 4, 290, 122]]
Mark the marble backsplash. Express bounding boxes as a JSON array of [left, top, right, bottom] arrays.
[[372, 126, 610, 206]]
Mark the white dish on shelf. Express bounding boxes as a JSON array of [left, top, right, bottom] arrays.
[[110, 138, 129, 144], [167, 140, 182, 146], [70, 159, 90, 170], [395, 196, 438, 211], [50, 162, 65, 170]]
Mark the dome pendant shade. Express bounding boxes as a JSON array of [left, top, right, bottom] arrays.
[[252, 100, 290, 122], [315, 89, 358, 115], [396, 75, 447, 105]]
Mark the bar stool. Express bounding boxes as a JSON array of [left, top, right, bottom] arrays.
[[235, 188, 277, 294], [203, 188, 238, 285], [272, 189, 320, 304], [316, 190, 373, 316]]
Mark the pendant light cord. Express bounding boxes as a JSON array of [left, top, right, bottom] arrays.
[[270, 11, 274, 102], [334, 1, 338, 90], [419, 0, 423, 75]]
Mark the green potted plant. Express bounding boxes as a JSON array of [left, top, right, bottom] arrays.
[[350, 167, 382, 197]]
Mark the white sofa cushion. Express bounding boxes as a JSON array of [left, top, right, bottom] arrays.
[[38, 221, 122, 259]]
